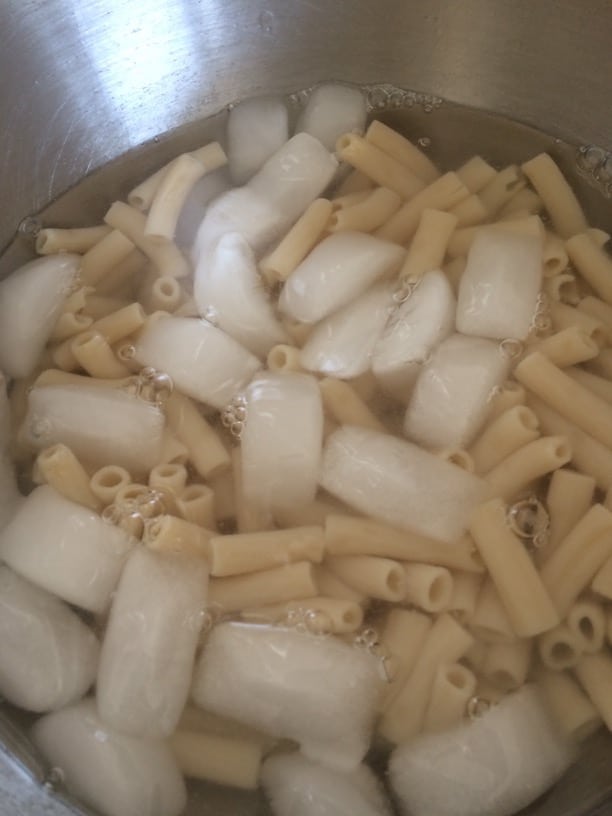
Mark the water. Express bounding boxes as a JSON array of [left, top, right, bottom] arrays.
[[1, 82, 612, 816]]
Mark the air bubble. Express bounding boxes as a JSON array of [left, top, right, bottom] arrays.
[[203, 306, 219, 326], [258, 9, 275, 33], [466, 696, 491, 720], [18, 216, 42, 238], [117, 344, 136, 362], [43, 767, 65, 791], [499, 338, 524, 359], [506, 495, 549, 551], [29, 417, 51, 440], [417, 136, 431, 148]]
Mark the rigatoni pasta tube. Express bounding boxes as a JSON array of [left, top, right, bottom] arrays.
[[78, 229, 136, 286], [328, 187, 402, 233], [481, 639, 532, 692], [376, 172, 469, 245], [210, 526, 325, 577], [423, 663, 476, 733], [335, 133, 425, 200], [169, 729, 262, 790], [241, 596, 363, 634], [544, 273, 580, 306], [324, 514, 484, 573], [577, 295, 612, 343], [516, 352, 612, 450], [399, 208, 457, 281], [145, 151, 219, 242], [402, 563, 453, 613], [536, 669, 601, 742], [539, 503, 612, 617], [469, 498, 559, 637], [144, 514, 213, 559], [325, 555, 406, 602], [259, 198, 333, 285], [274, 495, 352, 529], [89, 465, 132, 505], [479, 165, 526, 216], [469, 405, 540, 473], [104, 201, 190, 278], [567, 600, 606, 654], [539, 624, 583, 670], [177, 484, 216, 529], [592, 555, 612, 600], [208, 561, 318, 612], [148, 463, 188, 495], [549, 301, 607, 347], [70, 331, 131, 379], [541, 231, 569, 277], [379, 608, 432, 710], [567, 234, 612, 305], [436, 448, 475, 472], [575, 652, 612, 730], [379, 613, 474, 743], [485, 435, 572, 501], [455, 155, 497, 193], [539, 469, 596, 564], [141, 276, 183, 313], [36, 444, 100, 511], [471, 578, 518, 643], [35, 225, 111, 255], [365, 120, 439, 183], [165, 391, 230, 479], [533, 326, 599, 368], [521, 153, 588, 238], [266, 344, 304, 373], [319, 378, 386, 433], [52, 303, 146, 371]]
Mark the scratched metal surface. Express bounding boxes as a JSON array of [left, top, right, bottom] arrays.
[[2, 1, 612, 815], [2, 0, 612, 256]]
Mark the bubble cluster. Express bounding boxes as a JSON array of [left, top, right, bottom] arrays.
[[364, 84, 443, 114], [576, 144, 612, 198], [221, 393, 247, 441], [122, 366, 174, 406]]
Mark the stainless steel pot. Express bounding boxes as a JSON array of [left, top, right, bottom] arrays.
[[1, 1, 612, 814]]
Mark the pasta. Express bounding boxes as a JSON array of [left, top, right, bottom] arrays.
[[36, 444, 101, 511], [422, 663, 476, 733], [365, 120, 439, 183], [209, 527, 325, 577], [6, 97, 612, 816], [574, 652, 612, 730], [536, 669, 601, 742], [376, 172, 469, 245], [516, 352, 612, 449], [521, 153, 588, 238], [469, 498, 559, 637], [539, 469, 596, 564], [325, 555, 406, 602], [469, 405, 540, 473], [378, 614, 474, 743], [336, 133, 425, 199], [485, 435, 572, 500], [539, 504, 612, 617]]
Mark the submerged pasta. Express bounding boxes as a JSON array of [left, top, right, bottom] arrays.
[[0, 84, 611, 816]]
